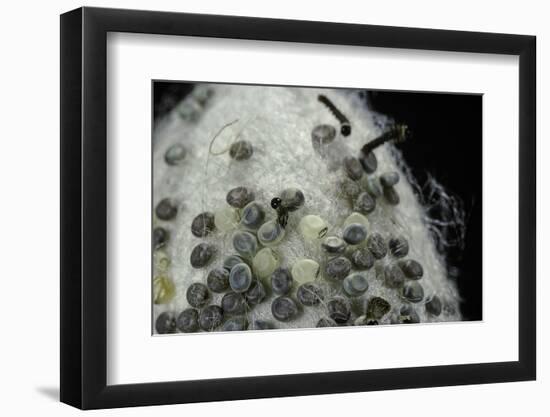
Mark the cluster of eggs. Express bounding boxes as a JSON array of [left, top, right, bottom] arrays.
[[152, 118, 443, 334]]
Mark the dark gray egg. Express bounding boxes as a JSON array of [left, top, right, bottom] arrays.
[[350, 247, 374, 270], [398, 259, 424, 279], [244, 280, 267, 305], [176, 308, 199, 333], [270, 267, 293, 295], [325, 256, 352, 281], [342, 223, 367, 245], [296, 283, 324, 306], [229, 140, 253, 160], [229, 263, 253, 293], [186, 282, 210, 308], [343, 156, 363, 181], [426, 295, 442, 316], [155, 311, 177, 334], [354, 192, 376, 215], [384, 264, 405, 288], [155, 198, 178, 221], [206, 268, 230, 293], [226, 186, 255, 208], [366, 233, 387, 259], [327, 297, 351, 324], [191, 212, 216, 237], [221, 292, 247, 316], [222, 316, 249, 332], [199, 305, 224, 331], [240, 202, 266, 230], [190, 243, 216, 268], [402, 281, 424, 303], [359, 151, 378, 174], [388, 236, 409, 258], [280, 188, 305, 211], [271, 296, 299, 322]]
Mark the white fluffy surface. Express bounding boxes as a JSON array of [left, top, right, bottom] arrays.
[[153, 84, 462, 332]]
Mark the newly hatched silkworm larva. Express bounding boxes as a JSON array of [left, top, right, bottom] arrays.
[[270, 197, 289, 228], [318, 94, 351, 136], [361, 123, 412, 155]]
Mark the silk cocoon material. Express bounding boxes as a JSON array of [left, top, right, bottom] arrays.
[[152, 84, 462, 332]]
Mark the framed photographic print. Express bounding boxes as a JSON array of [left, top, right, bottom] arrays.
[[60, 6, 536, 409]]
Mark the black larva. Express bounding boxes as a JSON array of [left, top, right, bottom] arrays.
[[271, 197, 289, 228], [361, 123, 412, 155], [318, 94, 351, 137]]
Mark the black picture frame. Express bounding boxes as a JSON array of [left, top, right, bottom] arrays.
[[60, 6, 536, 410]]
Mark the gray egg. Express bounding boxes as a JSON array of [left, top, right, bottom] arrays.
[[366, 233, 387, 259], [389, 236, 409, 258], [232, 231, 258, 258], [199, 305, 224, 331], [359, 151, 378, 174], [384, 264, 406, 288], [229, 263, 253, 293], [186, 282, 210, 308], [222, 316, 249, 332], [206, 268, 230, 293], [280, 188, 305, 211], [343, 156, 363, 181], [240, 202, 266, 230], [296, 283, 324, 306], [270, 267, 293, 295], [327, 297, 351, 324], [229, 140, 253, 160], [176, 100, 200, 122], [221, 292, 247, 315], [226, 186, 255, 208], [244, 280, 267, 305], [426, 295, 442, 316], [364, 177, 383, 198], [343, 273, 369, 297], [155, 311, 177, 334], [190, 243, 216, 268], [354, 192, 376, 214], [402, 281, 425, 303], [153, 227, 169, 249], [271, 296, 299, 322], [325, 256, 352, 281], [321, 236, 347, 255], [400, 304, 420, 324], [164, 143, 187, 166], [340, 179, 361, 199], [258, 220, 285, 246], [351, 247, 374, 270], [223, 254, 247, 271], [398, 259, 424, 279], [191, 212, 216, 237], [380, 172, 400, 187], [155, 198, 178, 221], [342, 223, 367, 245], [384, 186, 400, 205], [176, 308, 199, 333], [311, 124, 337, 155]]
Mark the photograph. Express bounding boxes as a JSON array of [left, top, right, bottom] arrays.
[[151, 82, 482, 334], [53, 0, 543, 410]]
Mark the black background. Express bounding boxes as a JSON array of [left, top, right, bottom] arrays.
[[368, 91, 482, 321], [154, 84, 482, 321]]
